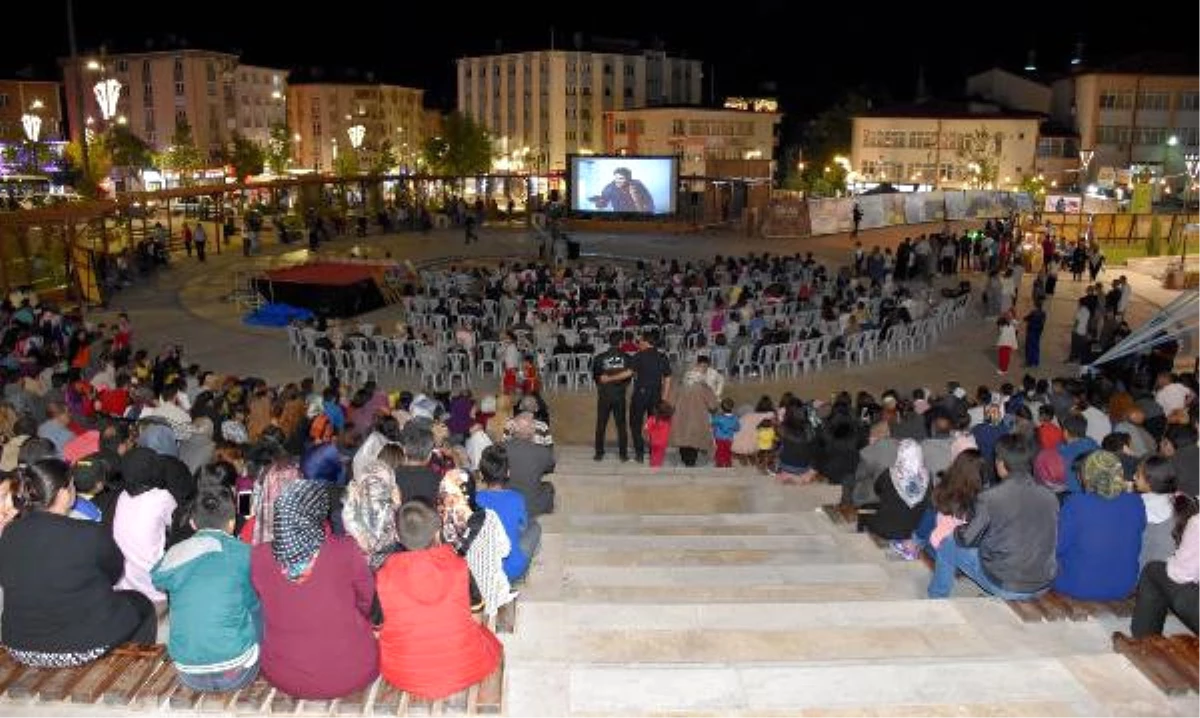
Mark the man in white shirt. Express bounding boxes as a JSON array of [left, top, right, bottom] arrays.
[[1116, 276, 1132, 317], [1155, 373, 1195, 416]]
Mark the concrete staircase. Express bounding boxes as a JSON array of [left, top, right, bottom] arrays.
[[502, 447, 1196, 716]]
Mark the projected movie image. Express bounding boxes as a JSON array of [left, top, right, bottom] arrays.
[[571, 156, 678, 215]]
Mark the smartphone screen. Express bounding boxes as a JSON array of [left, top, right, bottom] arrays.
[[237, 491, 253, 518]]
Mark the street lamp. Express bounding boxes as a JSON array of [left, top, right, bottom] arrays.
[[93, 77, 122, 122], [21, 113, 41, 143], [348, 125, 365, 150], [1077, 148, 1095, 192]]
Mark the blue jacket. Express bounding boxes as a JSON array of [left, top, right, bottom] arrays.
[[1058, 438, 1099, 493], [151, 529, 261, 671], [711, 413, 739, 441], [475, 489, 530, 581], [1053, 492, 1146, 601]]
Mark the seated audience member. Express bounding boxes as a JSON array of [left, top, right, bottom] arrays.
[[1160, 424, 1199, 498], [376, 500, 503, 699], [251, 480, 378, 699], [928, 449, 985, 551], [394, 421, 441, 504], [342, 459, 403, 570], [241, 459, 301, 545], [0, 459, 157, 667], [1130, 502, 1198, 637], [503, 413, 556, 516], [1035, 405, 1064, 450], [1058, 414, 1099, 493], [151, 488, 261, 692], [851, 421, 898, 506], [69, 454, 117, 523], [1134, 456, 1182, 569], [863, 439, 929, 560], [1054, 450, 1146, 601], [474, 445, 537, 581], [439, 468, 516, 615], [928, 434, 1058, 600], [113, 447, 178, 606]]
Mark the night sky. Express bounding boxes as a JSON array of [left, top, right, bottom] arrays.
[[3, 1, 1196, 130]]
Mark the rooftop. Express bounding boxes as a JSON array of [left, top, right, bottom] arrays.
[[856, 98, 1045, 120]]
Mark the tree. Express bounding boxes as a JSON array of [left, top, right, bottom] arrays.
[[1, 140, 57, 176], [420, 112, 492, 176], [334, 149, 360, 177], [158, 119, 203, 184], [956, 126, 1002, 188], [264, 123, 293, 176], [107, 125, 154, 169], [63, 136, 113, 199], [369, 139, 398, 176], [225, 131, 265, 179]]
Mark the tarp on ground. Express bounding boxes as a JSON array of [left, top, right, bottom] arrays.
[[243, 302, 315, 327]]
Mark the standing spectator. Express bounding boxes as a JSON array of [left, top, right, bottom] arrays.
[[995, 316, 1018, 375], [591, 331, 632, 462], [182, 222, 194, 258], [628, 331, 672, 464], [644, 401, 674, 469], [193, 222, 208, 262], [1022, 301, 1046, 368], [711, 398, 739, 468]]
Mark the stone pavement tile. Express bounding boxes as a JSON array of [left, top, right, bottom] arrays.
[[565, 547, 851, 567], [563, 533, 839, 552], [790, 701, 1078, 717], [506, 663, 570, 717], [564, 563, 889, 588], [568, 666, 744, 714]]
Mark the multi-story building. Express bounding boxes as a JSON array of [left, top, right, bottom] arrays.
[[287, 75, 425, 174], [603, 103, 781, 178], [850, 101, 1041, 190], [456, 42, 704, 173], [234, 64, 287, 148], [0, 79, 64, 142], [61, 48, 288, 161], [966, 68, 1052, 115], [1050, 53, 1198, 187]]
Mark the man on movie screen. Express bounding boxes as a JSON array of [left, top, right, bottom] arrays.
[[588, 167, 656, 213]]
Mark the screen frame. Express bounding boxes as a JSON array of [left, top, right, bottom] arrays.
[[566, 154, 680, 218]]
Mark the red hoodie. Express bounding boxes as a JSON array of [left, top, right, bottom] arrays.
[[377, 544, 502, 699]]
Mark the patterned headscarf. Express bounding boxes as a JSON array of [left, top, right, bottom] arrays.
[[1082, 450, 1127, 499], [342, 459, 401, 570], [271, 479, 330, 580], [890, 438, 930, 509], [252, 461, 302, 545], [438, 468, 477, 552]]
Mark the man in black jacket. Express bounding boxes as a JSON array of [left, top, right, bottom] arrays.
[[927, 433, 1058, 599], [591, 331, 632, 461]]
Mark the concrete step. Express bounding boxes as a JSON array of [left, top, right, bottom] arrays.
[[503, 598, 1118, 665], [562, 532, 876, 566], [544, 511, 837, 535], [504, 654, 1182, 717]]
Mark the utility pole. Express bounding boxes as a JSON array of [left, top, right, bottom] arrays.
[[66, 0, 90, 185]]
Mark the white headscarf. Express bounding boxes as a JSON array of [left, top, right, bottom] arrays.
[[890, 438, 929, 508]]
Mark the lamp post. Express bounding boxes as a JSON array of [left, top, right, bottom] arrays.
[[93, 77, 121, 123], [1183, 153, 1198, 268], [1077, 148, 1094, 193]]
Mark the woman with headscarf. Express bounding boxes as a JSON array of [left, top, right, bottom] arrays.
[[250, 479, 378, 699], [239, 459, 301, 545], [113, 447, 178, 606], [864, 439, 930, 560], [342, 459, 402, 570], [439, 468, 516, 616], [668, 358, 719, 467], [1054, 450, 1146, 601]]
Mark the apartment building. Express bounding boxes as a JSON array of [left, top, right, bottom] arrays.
[[456, 42, 704, 173], [603, 104, 781, 178], [61, 48, 288, 161], [0, 79, 64, 142], [1050, 53, 1198, 184], [287, 76, 425, 173], [850, 101, 1041, 190]]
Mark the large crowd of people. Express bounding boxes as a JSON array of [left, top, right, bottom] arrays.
[[0, 224, 1193, 703]]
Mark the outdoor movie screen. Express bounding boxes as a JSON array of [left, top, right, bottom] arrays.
[[569, 155, 678, 215]]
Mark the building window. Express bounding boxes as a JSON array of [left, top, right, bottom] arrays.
[[1137, 91, 1170, 111], [142, 60, 152, 81], [671, 119, 685, 135], [175, 82, 185, 96], [1179, 92, 1200, 111], [1096, 125, 1129, 145], [173, 58, 184, 82], [144, 109, 155, 131], [0, 94, 8, 109], [623, 87, 633, 99], [625, 65, 634, 77], [465, 67, 472, 78], [907, 131, 937, 149], [116, 59, 128, 73], [175, 109, 187, 125], [566, 130, 576, 140], [1133, 127, 1168, 145], [206, 63, 216, 82], [207, 83, 217, 97], [1098, 90, 1133, 110], [1173, 127, 1199, 146], [615, 120, 626, 133]]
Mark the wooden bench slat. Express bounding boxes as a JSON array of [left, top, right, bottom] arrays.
[[1149, 635, 1200, 689], [166, 681, 204, 711], [101, 645, 168, 706], [38, 660, 104, 703], [129, 658, 178, 710], [371, 681, 402, 715], [396, 688, 410, 716], [270, 686, 299, 713], [1006, 598, 1048, 622], [6, 665, 60, 701], [475, 658, 504, 715], [229, 676, 274, 712], [67, 652, 134, 704], [332, 682, 374, 716], [1113, 632, 1196, 695], [1109, 596, 1137, 618], [1041, 592, 1085, 621]]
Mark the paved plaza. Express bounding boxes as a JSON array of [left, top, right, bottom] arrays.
[[95, 220, 1195, 446]]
